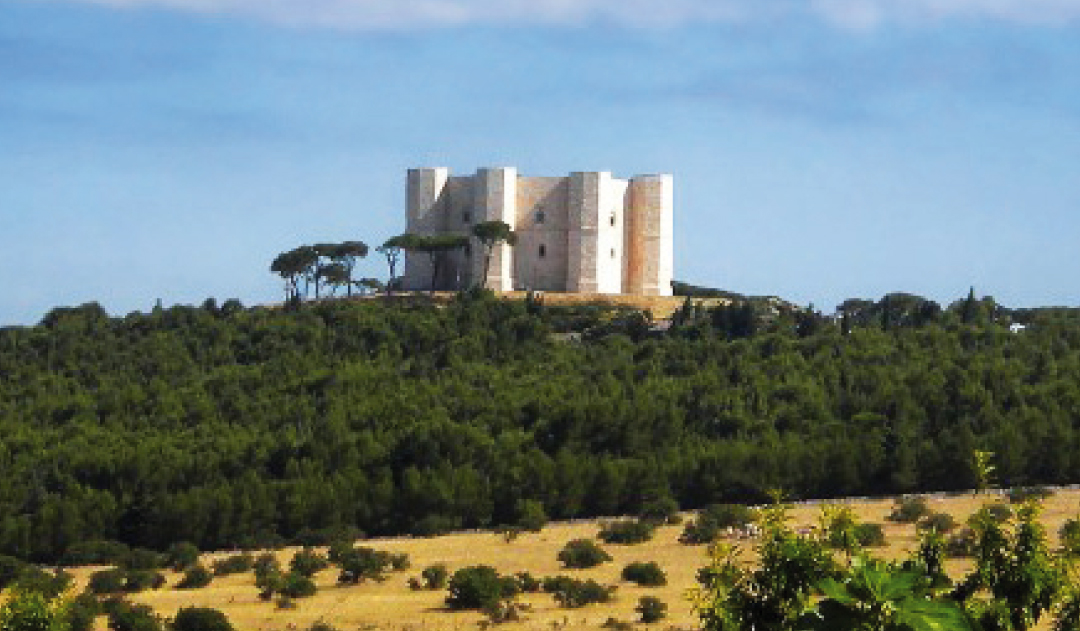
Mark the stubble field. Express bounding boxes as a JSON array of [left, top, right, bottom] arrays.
[[61, 488, 1080, 631]]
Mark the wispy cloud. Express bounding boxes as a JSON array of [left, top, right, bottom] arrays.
[[38, 0, 1080, 30]]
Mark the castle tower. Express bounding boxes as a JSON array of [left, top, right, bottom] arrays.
[[402, 167, 449, 290], [471, 167, 518, 292], [625, 174, 674, 296]]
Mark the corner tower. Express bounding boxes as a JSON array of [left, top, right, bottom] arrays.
[[625, 174, 674, 296]]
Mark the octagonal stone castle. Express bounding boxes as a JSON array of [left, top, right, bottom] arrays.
[[402, 167, 673, 296]]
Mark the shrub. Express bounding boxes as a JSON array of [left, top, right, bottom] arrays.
[[638, 496, 680, 524], [621, 562, 667, 587], [289, 548, 329, 578], [336, 547, 392, 584], [13, 567, 72, 598], [601, 618, 634, 631], [445, 566, 507, 610], [59, 540, 131, 567], [172, 607, 235, 631], [557, 539, 612, 569], [122, 548, 165, 571], [1009, 486, 1054, 504], [636, 596, 668, 623], [107, 601, 164, 631], [515, 571, 542, 593], [515, 499, 548, 533], [679, 504, 754, 544], [164, 542, 200, 572], [308, 619, 339, 631], [212, 553, 254, 577], [278, 572, 317, 599], [945, 527, 978, 557], [854, 523, 887, 547], [88, 569, 128, 595], [0, 555, 25, 590], [1060, 518, 1080, 555], [68, 593, 101, 631], [887, 496, 931, 524], [123, 570, 166, 592], [482, 600, 526, 624], [549, 578, 616, 608], [598, 520, 655, 545], [919, 512, 958, 534], [389, 553, 410, 571], [176, 565, 213, 589], [420, 564, 449, 590]]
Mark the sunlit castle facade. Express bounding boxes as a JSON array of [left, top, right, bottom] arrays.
[[402, 167, 673, 296]]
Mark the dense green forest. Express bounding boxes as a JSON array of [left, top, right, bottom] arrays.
[[1, 289, 1079, 563]]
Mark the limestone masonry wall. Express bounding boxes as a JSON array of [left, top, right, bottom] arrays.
[[403, 167, 673, 296]]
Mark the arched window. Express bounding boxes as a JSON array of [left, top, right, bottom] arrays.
[[535, 210, 546, 224], [610, 213, 616, 227]]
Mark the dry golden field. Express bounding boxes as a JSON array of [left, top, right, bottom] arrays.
[[60, 488, 1080, 631]]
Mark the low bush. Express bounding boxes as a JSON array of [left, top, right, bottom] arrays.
[[336, 547, 393, 584], [445, 565, 510, 610], [123, 570, 166, 591], [679, 504, 755, 544], [887, 496, 931, 524], [59, 540, 131, 567], [978, 503, 1014, 523], [68, 593, 101, 631], [557, 539, 612, 569], [548, 577, 616, 608], [289, 548, 329, 578], [212, 553, 255, 577], [278, 572, 317, 599], [945, 527, 978, 557], [164, 542, 200, 572], [172, 607, 235, 631], [854, 523, 887, 547], [0, 555, 25, 590], [122, 548, 165, 571], [107, 601, 164, 631], [638, 496, 680, 524], [918, 512, 958, 534], [621, 562, 667, 587], [176, 565, 213, 589], [598, 520, 656, 545], [636, 596, 668, 623], [515, 571, 542, 593], [1009, 486, 1054, 504], [420, 564, 449, 589], [514, 499, 548, 533], [88, 569, 128, 595]]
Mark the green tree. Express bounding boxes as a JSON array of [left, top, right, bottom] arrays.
[[470, 221, 517, 289], [376, 235, 411, 293]]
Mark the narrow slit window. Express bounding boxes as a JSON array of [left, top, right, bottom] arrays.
[[535, 210, 546, 224], [463, 211, 472, 223], [611, 248, 616, 258], [610, 213, 616, 227], [539, 244, 547, 258]]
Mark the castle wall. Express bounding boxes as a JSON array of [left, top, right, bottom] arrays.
[[596, 175, 628, 295], [514, 176, 570, 291]]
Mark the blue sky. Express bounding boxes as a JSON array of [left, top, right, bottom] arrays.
[[2, 0, 1079, 324]]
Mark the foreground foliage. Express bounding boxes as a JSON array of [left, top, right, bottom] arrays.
[[693, 496, 1080, 631]]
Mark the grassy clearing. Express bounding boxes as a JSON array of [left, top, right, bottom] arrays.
[[60, 488, 1080, 631]]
